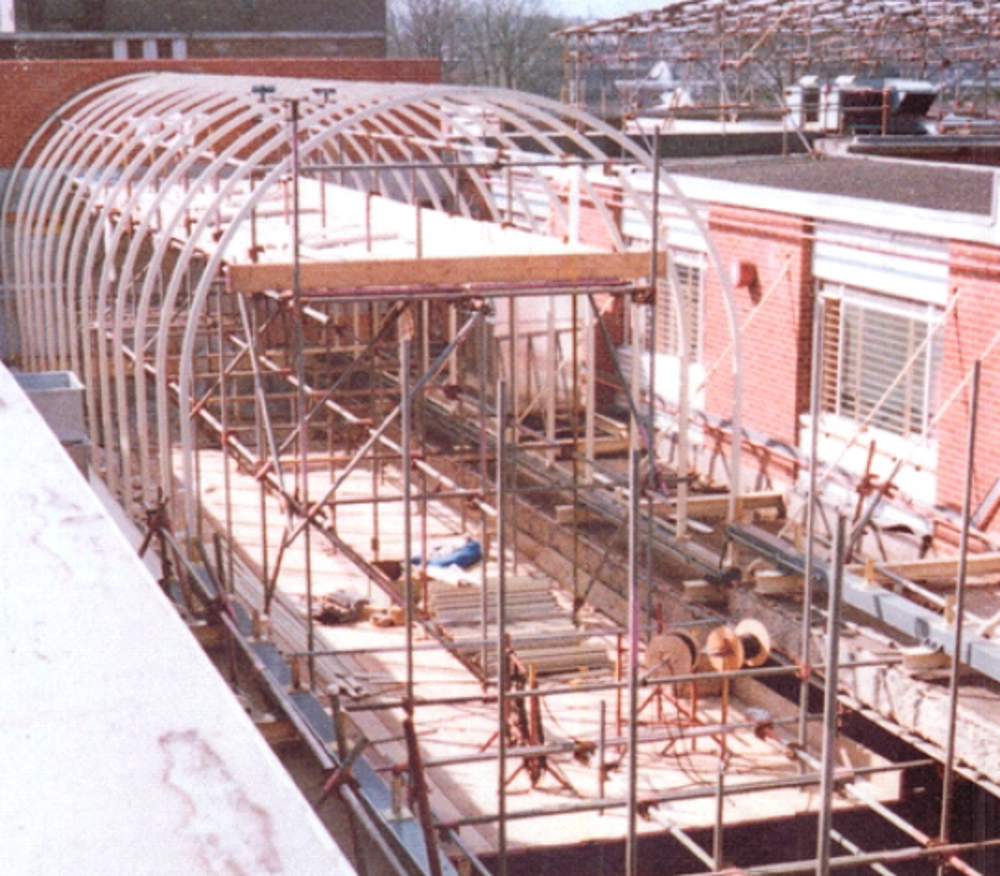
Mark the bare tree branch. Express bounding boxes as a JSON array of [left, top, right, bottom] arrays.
[[390, 0, 567, 96]]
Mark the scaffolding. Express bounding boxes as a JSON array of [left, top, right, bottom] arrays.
[[556, 0, 1000, 123], [5, 71, 1000, 876]]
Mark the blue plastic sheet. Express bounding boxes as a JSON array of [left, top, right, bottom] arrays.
[[412, 538, 482, 569]]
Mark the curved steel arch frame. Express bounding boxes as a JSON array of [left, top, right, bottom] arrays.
[[4, 71, 742, 537]]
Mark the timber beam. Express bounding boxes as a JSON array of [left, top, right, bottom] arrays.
[[226, 250, 657, 295]]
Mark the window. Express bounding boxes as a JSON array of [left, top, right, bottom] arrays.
[[820, 283, 943, 439], [656, 250, 704, 362]]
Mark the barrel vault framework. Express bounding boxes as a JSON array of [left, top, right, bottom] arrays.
[[2, 71, 739, 537]]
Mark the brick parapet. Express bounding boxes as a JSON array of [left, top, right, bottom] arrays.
[[938, 240, 1000, 520]]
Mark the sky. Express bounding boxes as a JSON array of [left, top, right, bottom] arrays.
[[546, 0, 662, 22]]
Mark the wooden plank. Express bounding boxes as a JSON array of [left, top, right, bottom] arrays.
[[848, 552, 1000, 586], [484, 646, 611, 669], [227, 250, 657, 293], [593, 412, 629, 438], [188, 620, 226, 650], [256, 719, 300, 745], [506, 644, 609, 660], [682, 578, 727, 606], [428, 575, 551, 595], [433, 590, 557, 606], [432, 596, 556, 613], [430, 586, 552, 599], [554, 505, 605, 525], [651, 490, 786, 521], [436, 607, 561, 624], [514, 435, 630, 455], [447, 621, 581, 643], [753, 569, 803, 595]]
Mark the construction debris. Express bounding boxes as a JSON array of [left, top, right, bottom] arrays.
[[313, 590, 370, 625]]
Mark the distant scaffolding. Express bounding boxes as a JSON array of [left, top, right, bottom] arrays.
[[556, 0, 1000, 122]]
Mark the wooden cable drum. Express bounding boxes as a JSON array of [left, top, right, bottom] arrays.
[[705, 626, 744, 672], [645, 632, 698, 681], [705, 620, 772, 672], [735, 618, 772, 668]]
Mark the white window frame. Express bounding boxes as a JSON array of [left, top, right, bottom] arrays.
[[819, 281, 943, 441], [655, 248, 705, 364]]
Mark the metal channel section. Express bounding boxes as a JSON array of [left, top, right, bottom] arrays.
[[727, 522, 1000, 682]]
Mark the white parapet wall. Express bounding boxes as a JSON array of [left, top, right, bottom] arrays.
[[0, 362, 355, 876]]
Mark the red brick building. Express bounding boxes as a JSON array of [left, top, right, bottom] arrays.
[[0, 57, 440, 169], [4, 0, 386, 59], [612, 154, 1000, 533]]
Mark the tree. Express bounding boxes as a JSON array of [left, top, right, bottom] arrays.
[[460, 0, 565, 96], [389, 0, 464, 66], [389, 0, 568, 98]]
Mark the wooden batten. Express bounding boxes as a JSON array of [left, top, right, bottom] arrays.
[[227, 250, 656, 294], [554, 505, 604, 525], [652, 490, 786, 521], [188, 620, 226, 650], [848, 552, 1000, 589], [256, 719, 300, 746], [753, 568, 803, 595], [682, 578, 727, 606]]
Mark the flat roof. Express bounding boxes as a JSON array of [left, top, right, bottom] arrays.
[[0, 365, 354, 876], [666, 155, 996, 216]]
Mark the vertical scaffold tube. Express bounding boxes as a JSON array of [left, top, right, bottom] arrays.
[[496, 379, 509, 876], [816, 513, 846, 876]]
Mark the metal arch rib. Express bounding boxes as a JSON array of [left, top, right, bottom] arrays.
[[8, 71, 744, 537], [1, 73, 149, 370]]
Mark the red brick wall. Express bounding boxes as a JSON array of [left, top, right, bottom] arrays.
[[184, 37, 386, 59], [550, 180, 622, 249], [703, 205, 814, 448], [0, 57, 440, 168], [939, 242, 1000, 518], [0, 36, 386, 61]]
